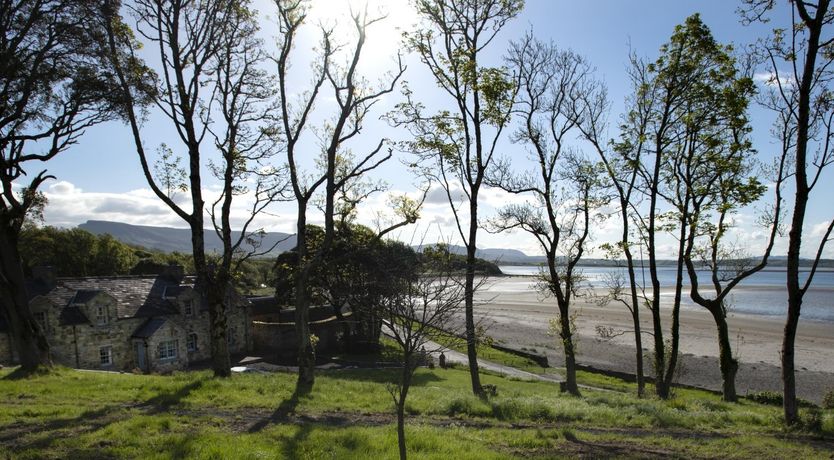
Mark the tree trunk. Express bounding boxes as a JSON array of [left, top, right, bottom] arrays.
[[660, 212, 689, 396], [782, 287, 801, 424], [650, 307, 668, 399], [396, 400, 407, 460], [206, 275, 231, 377], [559, 301, 580, 396], [396, 355, 413, 460], [0, 228, 51, 371], [294, 203, 315, 387], [464, 195, 483, 397], [622, 234, 645, 397], [710, 305, 738, 402]]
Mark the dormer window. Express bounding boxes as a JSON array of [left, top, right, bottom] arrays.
[[96, 305, 107, 325], [184, 299, 195, 316], [33, 311, 47, 333]]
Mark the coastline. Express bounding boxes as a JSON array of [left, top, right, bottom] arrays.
[[472, 276, 834, 403]]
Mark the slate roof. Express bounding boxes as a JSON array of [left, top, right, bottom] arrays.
[[28, 276, 188, 323], [15, 275, 249, 329], [132, 317, 167, 338], [58, 306, 89, 325], [71, 290, 103, 304]]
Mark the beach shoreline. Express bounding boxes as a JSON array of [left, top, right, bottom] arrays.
[[471, 276, 834, 403]]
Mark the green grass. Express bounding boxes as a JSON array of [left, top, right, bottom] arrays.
[[1, 365, 832, 458], [429, 328, 546, 373]]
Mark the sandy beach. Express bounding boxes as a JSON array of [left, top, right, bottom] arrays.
[[471, 276, 834, 403]]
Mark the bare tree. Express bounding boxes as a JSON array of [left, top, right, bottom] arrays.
[[492, 34, 607, 395], [382, 251, 466, 460], [103, 0, 281, 377], [270, 0, 404, 388], [0, 0, 139, 371], [390, 0, 523, 397], [570, 47, 650, 398], [741, 0, 834, 424]]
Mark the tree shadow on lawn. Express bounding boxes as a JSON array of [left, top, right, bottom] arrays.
[[247, 380, 311, 433], [2, 365, 57, 380], [325, 367, 444, 387], [139, 377, 207, 413], [0, 376, 208, 454]]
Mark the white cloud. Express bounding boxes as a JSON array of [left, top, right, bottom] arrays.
[[810, 220, 833, 238], [41, 180, 298, 233], [753, 71, 795, 88]]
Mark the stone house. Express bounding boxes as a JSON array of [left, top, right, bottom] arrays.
[[0, 266, 251, 373]]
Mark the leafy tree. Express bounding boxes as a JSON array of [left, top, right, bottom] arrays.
[[19, 227, 138, 276], [0, 0, 139, 371], [391, 0, 523, 397], [620, 15, 752, 399], [274, 224, 419, 352], [741, 0, 834, 424], [667, 42, 775, 401]]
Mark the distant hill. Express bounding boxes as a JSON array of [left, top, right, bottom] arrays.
[[79, 220, 296, 256], [413, 243, 546, 265]]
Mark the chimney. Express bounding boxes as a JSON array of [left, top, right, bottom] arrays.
[[160, 264, 185, 284], [31, 266, 56, 290]]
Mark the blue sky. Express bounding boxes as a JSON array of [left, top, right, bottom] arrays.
[[37, 0, 833, 259]]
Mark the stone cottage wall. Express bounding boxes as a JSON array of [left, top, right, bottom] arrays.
[[145, 320, 188, 374]]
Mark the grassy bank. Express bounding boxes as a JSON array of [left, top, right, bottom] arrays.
[[1, 365, 832, 458]]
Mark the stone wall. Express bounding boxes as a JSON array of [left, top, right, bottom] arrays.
[[145, 319, 188, 374], [252, 309, 347, 361]]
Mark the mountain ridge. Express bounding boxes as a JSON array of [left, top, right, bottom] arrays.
[[79, 220, 296, 256]]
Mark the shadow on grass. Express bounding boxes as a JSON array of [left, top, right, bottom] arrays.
[[326, 367, 443, 387], [247, 380, 312, 433], [2, 365, 57, 380], [0, 404, 126, 452], [141, 378, 207, 413], [1, 375, 208, 455]]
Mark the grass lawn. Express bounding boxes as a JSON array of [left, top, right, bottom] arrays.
[[1, 365, 832, 459]]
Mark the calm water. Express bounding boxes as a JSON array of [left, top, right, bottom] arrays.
[[498, 265, 834, 322]]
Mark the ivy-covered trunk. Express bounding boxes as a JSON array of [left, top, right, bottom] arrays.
[[205, 273, 231, 378], [708, 305, 738, 402]]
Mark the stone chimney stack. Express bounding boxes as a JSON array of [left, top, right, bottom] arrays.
[[160, 264, 185, 284], [31, 266, 56, 290]]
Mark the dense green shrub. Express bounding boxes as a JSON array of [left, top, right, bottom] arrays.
[[823, 389, 834, 410]]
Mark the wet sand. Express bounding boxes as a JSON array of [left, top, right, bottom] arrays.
[[471, 276, 834, 403]]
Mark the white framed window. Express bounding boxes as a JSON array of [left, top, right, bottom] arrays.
[[96, 305, 107, 325], [184, 299, 195, 316], [227, 327, 237, 349], [157, 340, 178, 360], [187, 333, 197, 352], [33, 311, 47, 332], [100, 346, 113, 366]]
